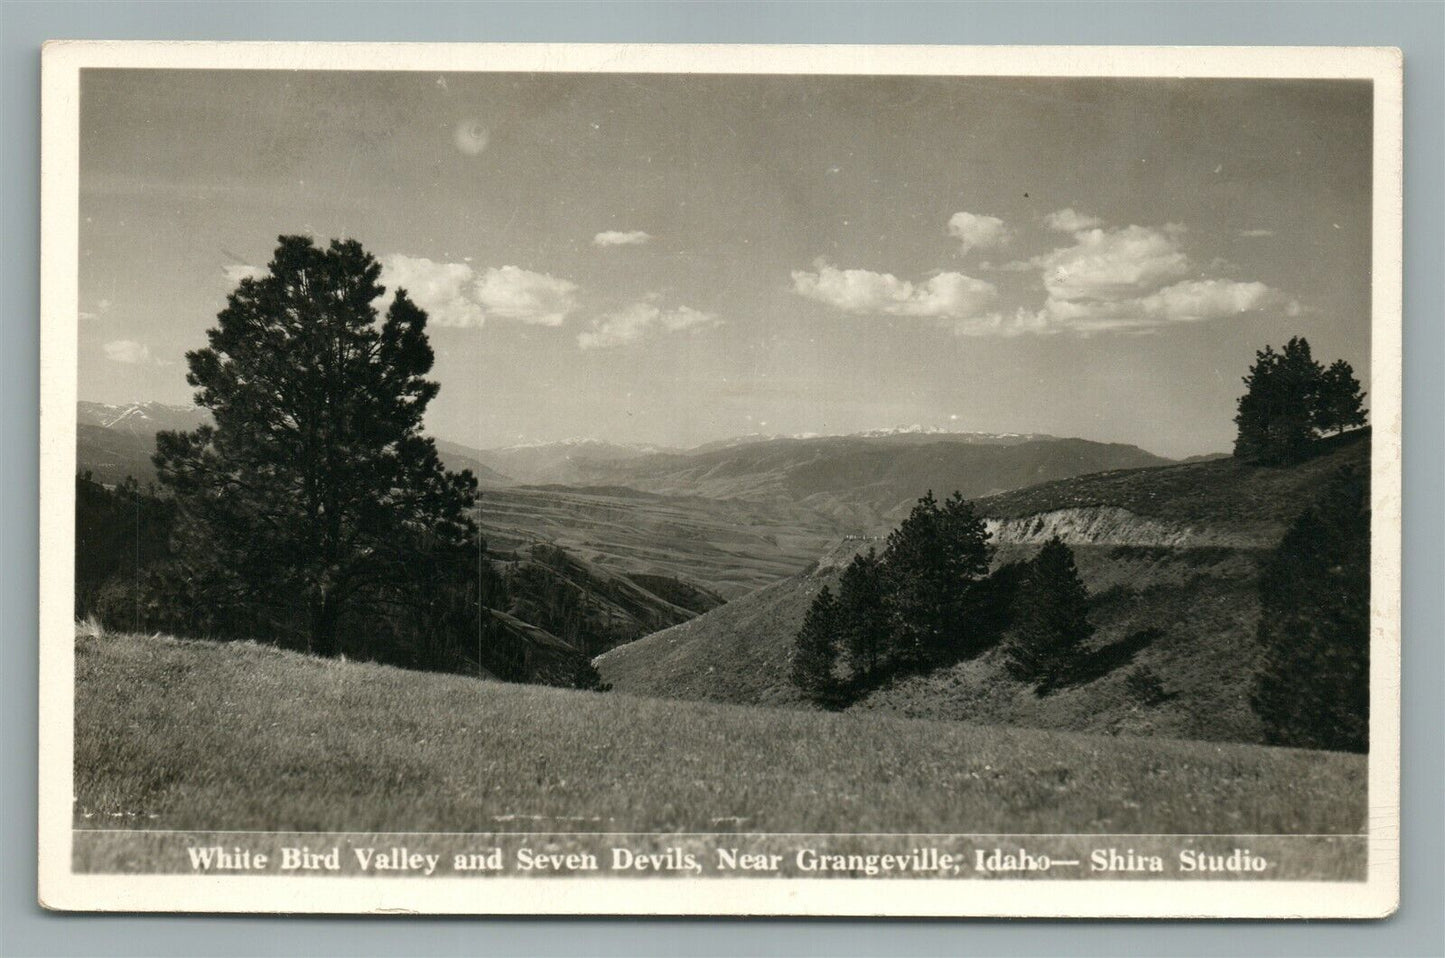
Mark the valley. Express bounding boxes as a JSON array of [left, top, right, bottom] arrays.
[[597, 430, 1370, 746], [77, 401, 1170, 599], [78, 402, 1367, 750]]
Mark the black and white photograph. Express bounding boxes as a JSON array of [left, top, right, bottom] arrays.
[[37, 42, 1401, 917]]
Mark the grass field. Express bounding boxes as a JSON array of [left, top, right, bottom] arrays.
[[75, 628, 1365, 836]]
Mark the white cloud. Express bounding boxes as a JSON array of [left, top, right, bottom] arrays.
[[1239, 228, 1275, 238], [380, 255, 487, 327], [1012, 222, 1296, 333], [1043, 208, 1104, 232], [379, 257, 580, 328], [223, 264, 268, 285], [104, 339, 151, 364], [474, 266, 579, 327], [802, 208, 1294, 336], [577, 301, 718, 350], [593, 230, 653, 247], [1022, 279, 1285, 333], [947, 211, 1012, 256], [1037, 225, 1192, 302], [790, 261, 998, 320]]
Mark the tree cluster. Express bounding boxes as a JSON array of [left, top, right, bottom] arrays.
[[790, 490, 1098, 708], [1234, 336, 1366, 464], [1252, 466, 1370, 752]]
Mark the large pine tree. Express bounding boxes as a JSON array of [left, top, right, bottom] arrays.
[[880, 491, 993, 669], [1252, 466, 1370, 752], [153, 235, 480, 657], [1004, 536, 1093, 687]]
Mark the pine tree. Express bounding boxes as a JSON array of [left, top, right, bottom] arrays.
[[880, 491, 993, 669], [153, 235, 480, 657], [791, 586, 842, 706], [1252, 466, 1369, 752], [1234, 337, 1324, 464], [836, 548, 890, 682], [1313, 358, 1367, 436], [1004, 536, 1094, 687]]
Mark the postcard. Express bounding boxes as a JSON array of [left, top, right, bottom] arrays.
[[38, 42, 1401, 917]]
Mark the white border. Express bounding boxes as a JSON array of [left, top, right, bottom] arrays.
[[38, 42, 1403, 918]]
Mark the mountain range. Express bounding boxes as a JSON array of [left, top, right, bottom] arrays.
[[76, 401, 1182, 600]]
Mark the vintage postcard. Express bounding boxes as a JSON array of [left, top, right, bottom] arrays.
[[38, 43, 1401, 917]]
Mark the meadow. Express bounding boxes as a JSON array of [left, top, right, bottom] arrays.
[[75, 627, 1365, 837]]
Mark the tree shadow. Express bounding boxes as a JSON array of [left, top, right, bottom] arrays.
[[1036, 627, 1164, 696]]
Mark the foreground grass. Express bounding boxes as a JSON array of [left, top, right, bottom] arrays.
[[75, 629, 1365, 835]]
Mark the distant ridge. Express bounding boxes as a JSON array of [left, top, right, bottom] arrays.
[[76, 402, 512, 487]]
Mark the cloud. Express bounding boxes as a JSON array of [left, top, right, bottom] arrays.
[[577, 301, 718, 350], [379, 257, 580, 328], [593, 230, 653, 247], [1021, 279, 1285, 333], [1043, 208, 1104, 232], [1239, 228, 1275, 238], [380, 255, 487, 327], [453, 119, 489, 156], [791, 261, 998, 320], [223, 264, 268, 285], [1036, 225, 1193, 302], [104, 339, 151, 364], [474, 266, 579, 327], [803, 212, 1294, 336], [947, 212, 1012, 256], [1013, 222, 1296, 333]]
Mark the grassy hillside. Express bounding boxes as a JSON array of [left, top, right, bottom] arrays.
[[75, 628, 1365, 837], [978, 429, 1369, 534], [596, 538, 874, 707], [598, 435, 1370, 746]]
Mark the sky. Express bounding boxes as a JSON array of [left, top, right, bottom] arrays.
[[78, 70, 1373, 458]]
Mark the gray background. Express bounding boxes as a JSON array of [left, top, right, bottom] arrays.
[[2, 2, 1440, 955]]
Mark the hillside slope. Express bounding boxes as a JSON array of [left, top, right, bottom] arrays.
[[596, 538, 878, 708], [75, 628, 1365, 845], [597, 432, 1369, 746], [496, 543, 721, 657]]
